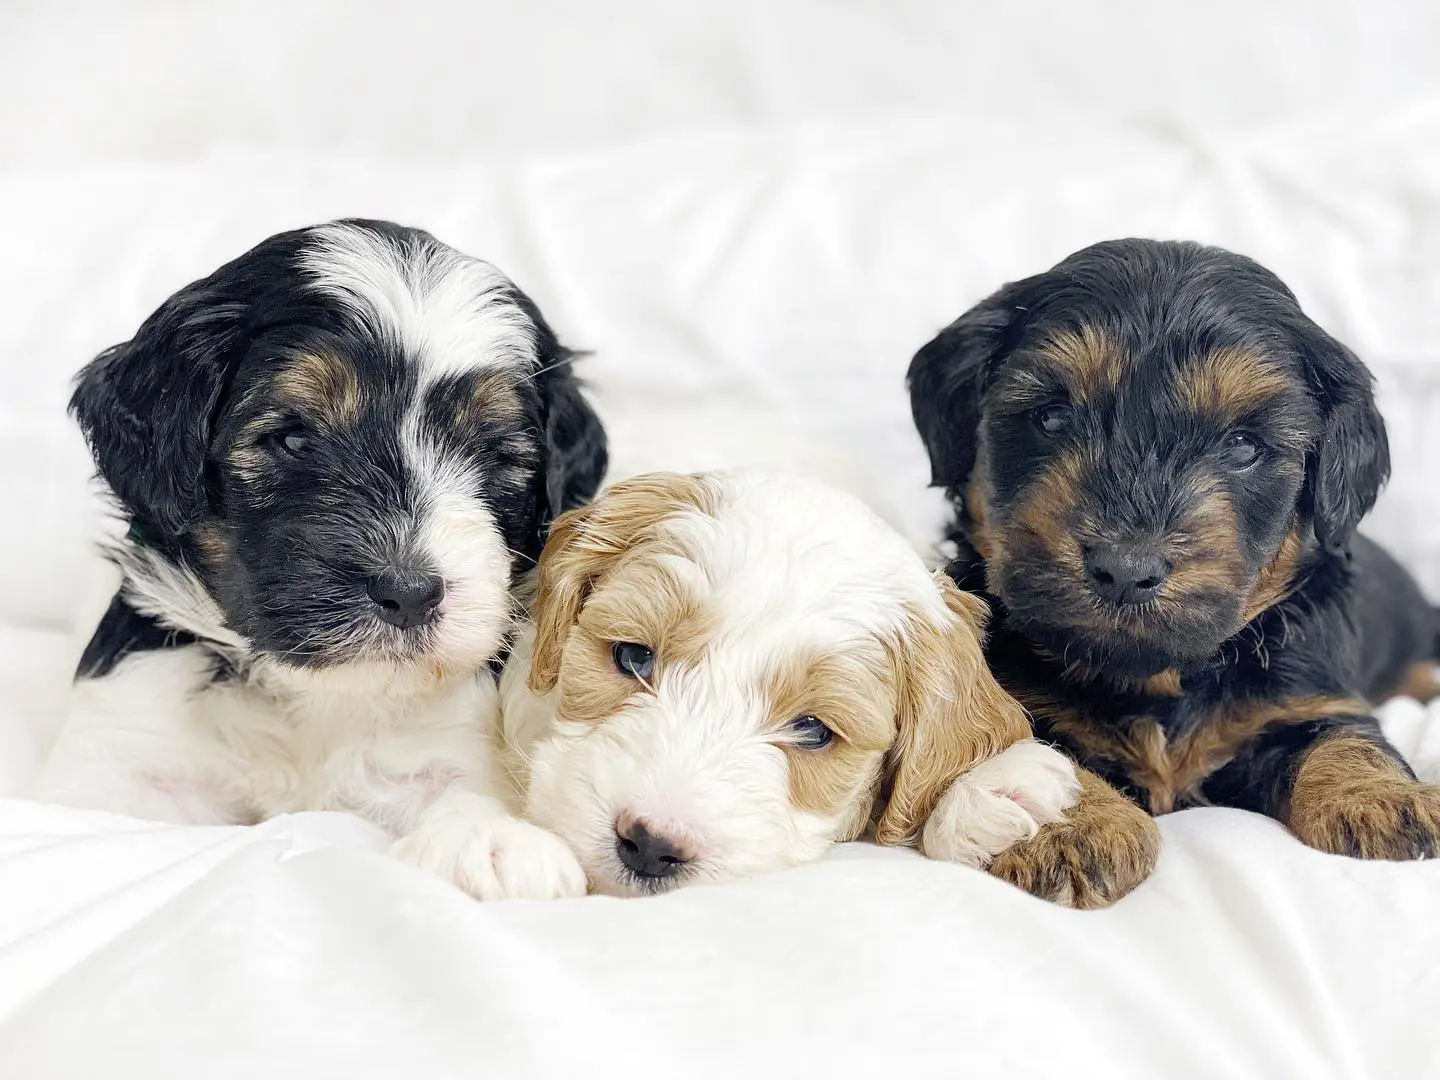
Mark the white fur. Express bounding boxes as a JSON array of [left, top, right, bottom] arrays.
[[299, 221, 537, 383], [502, 469, 1075, 894], [37, 630, 581, 901], [508, 625, 844, 896], [35, 227, 577, 901], [920, 739, 1081, 868], [392, 787, 586, 901]]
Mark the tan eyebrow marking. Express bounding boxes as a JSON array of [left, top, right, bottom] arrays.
[[1033, 325, 1126, 401], [1179, 348, 1291, 422], [273, 351, 361, 425]]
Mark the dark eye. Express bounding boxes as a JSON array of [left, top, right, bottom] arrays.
[[612, 642, 655, 680], [786, 714, 834, 750], [1033, 403, 1072, 436], [1219, 432, 1260, 471], [271, 428, 312, 458]]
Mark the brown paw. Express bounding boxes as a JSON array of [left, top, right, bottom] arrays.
[[986, 768, 1159, 908], [1288, 734, 1440, 861]]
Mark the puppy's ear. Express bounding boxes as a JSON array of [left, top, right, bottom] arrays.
[[70, 281, 248, 536], [907, 280, 1028, 495], [1294, 319, 1390, 555], [541, 352, 608, 517], [528, 472, 714, 694], [875, 572, 1031, 845], [515, 299, 608, 521]]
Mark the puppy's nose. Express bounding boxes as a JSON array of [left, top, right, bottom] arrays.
[[615, 817, 690, 880], [1084, 544, 1169, 605], [367, 568, 445, 629]]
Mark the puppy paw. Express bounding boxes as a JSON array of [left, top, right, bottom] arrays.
[[1286, 732, 1440, 860], [985, 769, 1159, 909], [393, 814, 588, 901], [1290, 780, 1440, 861], [920, 739, 1081, 867]]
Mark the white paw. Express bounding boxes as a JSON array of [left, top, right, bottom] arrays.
[[392, 814, 588, 901], [920, 739, 1081, 868]]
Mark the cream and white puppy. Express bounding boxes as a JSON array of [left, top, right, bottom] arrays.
[[500, 469, 1081, 895]]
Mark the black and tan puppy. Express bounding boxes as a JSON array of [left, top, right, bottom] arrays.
[[908, 238, 1440, 907]]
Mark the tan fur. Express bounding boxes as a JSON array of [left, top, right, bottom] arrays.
[[527, 472, 720, 694], [1178, 349, 1291, 421], [986, 767, 1159, 908], [1163, 485, 1247, 598], [874, 573, 1031, 845], [274, 351, 361, 425], [1035, 325, 1125, 400], [1031, 693, 1366, 814], [443, 367, 524, 428], [1240, 526, 1304, 623], [1138, 670, 1183, 697], [529, 473, 1050, 869], [963, 450, 1001, 563], [1384, 661, 1440, 704], [1287, 733, 1440, 859], [768, 648, 897, 823], [989, 447, 1088, 601]]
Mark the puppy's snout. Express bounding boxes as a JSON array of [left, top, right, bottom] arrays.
[[615, 814, 691, 880], [1084, 544, 1169, 605], [367, 568, 445, 629]]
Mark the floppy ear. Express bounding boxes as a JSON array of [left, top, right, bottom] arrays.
[[874, 572, 1032, 845], [906, 280, 1028, 496], [540, 354, 608, 517], [70, 281, 248, 537], [1294, 319, 1390, 555], [515, 298, 608, 521], [527, 472, 713, 694]]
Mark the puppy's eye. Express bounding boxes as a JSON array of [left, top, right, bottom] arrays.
[[1219, 432, 1260, 471], [1033, 403, 1072, 436], [271, 428, 312, 458], [612, 642, 655, 680], [786, 714, 834, 750]]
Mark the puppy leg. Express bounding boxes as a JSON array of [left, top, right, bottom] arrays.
[[920, 739, 1081, 868], [985, 768, 1160, 908], [1289, 735, 1440, 859], [1206, 713, 1440, 860], [392, 786, 588, 901]]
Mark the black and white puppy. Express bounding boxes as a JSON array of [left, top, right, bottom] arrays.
[[36, 219, 607, 900]]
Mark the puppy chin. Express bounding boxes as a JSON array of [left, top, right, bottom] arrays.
[[1001, 582, 1243, 678]]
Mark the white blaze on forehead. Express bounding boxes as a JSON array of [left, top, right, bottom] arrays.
[[660, 469, 952, 648], [299, 221, 538, 382], [299, 222, 532, 666]]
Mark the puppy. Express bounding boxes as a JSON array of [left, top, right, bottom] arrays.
[[499, 470, 1083, 897], [37, 219, 607, 900], [909, 238, 1440, 906]]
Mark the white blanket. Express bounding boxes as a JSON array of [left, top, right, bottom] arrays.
[[3, 2, 1440, 1077]]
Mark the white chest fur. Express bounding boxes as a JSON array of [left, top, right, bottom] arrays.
[[38, 644, 502, 837]]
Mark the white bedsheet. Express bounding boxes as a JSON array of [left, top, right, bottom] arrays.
[[2, 2, 1439, 1077]]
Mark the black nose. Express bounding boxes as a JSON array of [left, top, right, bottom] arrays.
[[366, 569, 445, 629], [1084, 544, 1170, 605], [615, 819, 689, 880]]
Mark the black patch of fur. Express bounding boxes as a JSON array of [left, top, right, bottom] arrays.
[[71, 219, 607, 672], [76, 593, 198, 680], [911, 238, 1434, 828]]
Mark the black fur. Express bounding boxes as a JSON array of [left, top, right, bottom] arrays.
[[72, 219, 607, 676], [910, 238, 1438, 849], [76, 595, 198, 680]]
